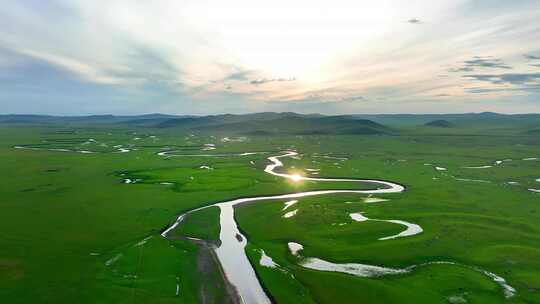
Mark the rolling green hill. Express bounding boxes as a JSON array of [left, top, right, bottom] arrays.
[[2, 112, 540, 136], [424, 120, 454, 128], [190, 115, 391, 135]]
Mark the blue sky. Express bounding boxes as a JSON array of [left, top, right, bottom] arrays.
[[1, 0, 539, 115]]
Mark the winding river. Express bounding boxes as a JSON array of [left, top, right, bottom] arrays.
[[162, 151, 405, 303], [160, 151, 514, 303], [10, 139, 520, 301]]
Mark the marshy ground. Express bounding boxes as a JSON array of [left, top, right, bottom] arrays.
[[1, 118, 539, 303]]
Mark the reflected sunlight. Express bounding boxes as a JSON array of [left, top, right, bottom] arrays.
[[290, 173, 303, 182]]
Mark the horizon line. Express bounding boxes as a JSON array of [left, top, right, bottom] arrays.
[[2, 111, 540, 117]]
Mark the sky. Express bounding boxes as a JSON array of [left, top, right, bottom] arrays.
[[1, 0, 540, 115]]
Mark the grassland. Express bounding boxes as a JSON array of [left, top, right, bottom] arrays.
[[0, 116, 539, 303]]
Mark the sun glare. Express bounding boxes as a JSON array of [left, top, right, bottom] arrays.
[[290, 174, 303, 182]]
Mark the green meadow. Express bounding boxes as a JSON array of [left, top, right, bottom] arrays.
[[1, 117, 539, 303]]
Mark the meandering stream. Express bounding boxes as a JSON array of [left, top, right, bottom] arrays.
[[10, 139, 523, 301], [160, 151, 514, 303], [162, 151, 405, 303]]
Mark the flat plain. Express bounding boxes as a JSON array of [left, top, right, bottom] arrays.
[[1, 113, 539, 303]]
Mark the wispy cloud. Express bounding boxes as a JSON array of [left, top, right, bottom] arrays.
[[524, 53, 540, 68], [14, 48, 125, 85], [1, 0, 540, 114], [449, 56, 512, 72], [224, 71, 251, 81], [250, 77, 296, 85], [524, 54, 540, 60], [465, 86, 540, 94], [448, 67, 475, 73], [464, 57, 512, 69], [465, 73, 540, 85]]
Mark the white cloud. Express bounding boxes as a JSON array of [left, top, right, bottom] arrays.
[[15, 48, 125, 84], [0, 0, 539, 114]]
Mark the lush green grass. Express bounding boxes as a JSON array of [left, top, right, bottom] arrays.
[[0, 126, 276, 303], [1, 124, 539, 303], [236, 135, 540, 303], [172, 206, 221, 242]]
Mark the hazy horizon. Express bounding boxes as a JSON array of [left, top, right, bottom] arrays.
[[3, 110, 540, 117]]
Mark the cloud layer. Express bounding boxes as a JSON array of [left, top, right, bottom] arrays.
[[1, 0, 540, 114]]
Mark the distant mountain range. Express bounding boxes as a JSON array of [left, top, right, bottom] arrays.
[[0, 113, 184, 124], [2, 112, 540, 135]]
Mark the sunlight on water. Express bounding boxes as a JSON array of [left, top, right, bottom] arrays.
[[290, 173, 303, 182]]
